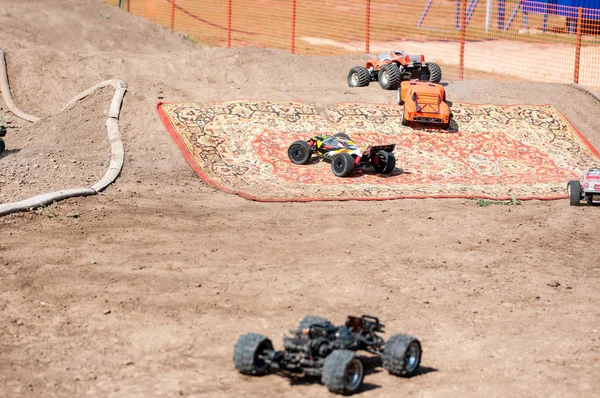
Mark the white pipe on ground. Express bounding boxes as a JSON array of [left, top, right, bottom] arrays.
[[0, 49, 127, 216], [0, 49, 41, 123]]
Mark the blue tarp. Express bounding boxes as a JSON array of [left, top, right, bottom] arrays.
[[523, 0, 600, 20]]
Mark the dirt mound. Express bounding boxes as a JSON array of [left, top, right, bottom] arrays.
[[1, 1, 600, 397]]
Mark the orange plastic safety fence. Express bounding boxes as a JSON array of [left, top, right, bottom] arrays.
[[105, 0, 600, 90]]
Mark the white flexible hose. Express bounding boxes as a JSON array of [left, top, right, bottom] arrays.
[[0, 49, 127, 216], [0, 49, 41, 123]]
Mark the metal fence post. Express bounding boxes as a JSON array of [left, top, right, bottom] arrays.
[[170, 0, 176, 30], [291, 0, 297, 54], [365, 0, 371, 54], [228, 0, 232, 48], [574, 7, 583, 84], [459, 0, 467, 79]]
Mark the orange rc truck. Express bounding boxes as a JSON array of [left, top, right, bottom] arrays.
[[396, 80, 452, 129], [348, 50, 442, 90]]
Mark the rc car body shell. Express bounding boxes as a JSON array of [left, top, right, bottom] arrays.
[[398, 80, 452, 128], [365, 50, 425, 72]]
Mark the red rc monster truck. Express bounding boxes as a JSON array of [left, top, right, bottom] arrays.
[[567, 168, 600, 205], [348, 50, 442, 90], [396, 79, 452, 129], [233, 314, 422, 395]]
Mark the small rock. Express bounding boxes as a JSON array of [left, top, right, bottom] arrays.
[[547, 280, 561, 288], [103, 309, 111, 315]]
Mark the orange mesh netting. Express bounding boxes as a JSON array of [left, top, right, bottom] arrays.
[[107, 0, 600, 90]]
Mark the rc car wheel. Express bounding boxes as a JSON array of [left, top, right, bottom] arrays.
[[347, 66, 371, 87], [567, 180, 582, 206], [298, 315, 332, 331], [396, 89, 404, 106], [401, 108, 409, 126], [288, 140, 312, 165], [382, 334, 422, 377], [331, 153, 355, 177], [322, 350, 364, 395], [233, 333, 274, 375], [0, 138, 5, 154], [426, 62, 442, 83], [372, 151, 396, 174], [378, 63, 401, 90]]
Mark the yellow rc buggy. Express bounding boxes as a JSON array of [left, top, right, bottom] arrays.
[[287, 133, 397, 177]]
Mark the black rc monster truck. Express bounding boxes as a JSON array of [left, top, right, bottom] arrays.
[[233, 315, 422, 395]]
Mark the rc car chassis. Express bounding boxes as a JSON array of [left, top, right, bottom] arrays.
[[233, 315, 422, 395], [567, 168, 600, 205], [348, 50, 442, 90], [287, 133, 397, 177]]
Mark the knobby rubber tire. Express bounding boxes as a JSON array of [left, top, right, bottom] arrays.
[[427, 62, 442, 83], [321, 350, 364, 395], [567, 180, 582, 206], [233, 333, 273, 375], [382, 334, 422, 377], [347, 66, 370, 87], [378, 63, 401, 90], [298, 315, 332, 331]]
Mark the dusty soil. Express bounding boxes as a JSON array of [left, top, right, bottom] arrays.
[[1, 1, 600, 397]]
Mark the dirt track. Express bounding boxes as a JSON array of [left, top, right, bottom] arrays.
[[1, 1, 600, 397]]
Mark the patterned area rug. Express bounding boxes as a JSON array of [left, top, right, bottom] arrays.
[[157, 100, 600, 202]]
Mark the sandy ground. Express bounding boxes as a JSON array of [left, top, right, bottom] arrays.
[[1, 1, 600, 397]]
